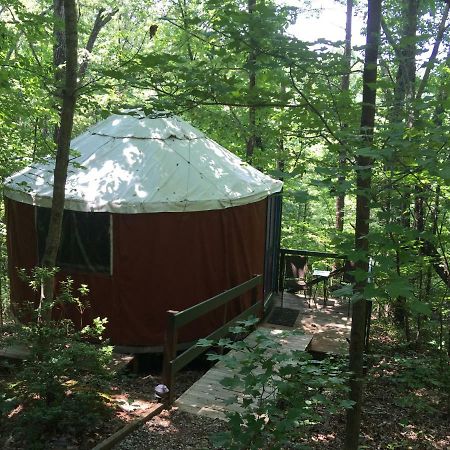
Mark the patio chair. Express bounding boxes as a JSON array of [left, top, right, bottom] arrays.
[[281, 255, 314, 307]]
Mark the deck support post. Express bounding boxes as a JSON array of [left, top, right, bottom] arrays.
[[163, 310, 178, 406]]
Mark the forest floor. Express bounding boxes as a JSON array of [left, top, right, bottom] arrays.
[[0, 352, 208, 449], [1, 321, 449, 449], [117, 322, 450, 450]]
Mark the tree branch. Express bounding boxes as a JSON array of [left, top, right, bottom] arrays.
[[416, 3, 450, 100], [423, 239, 450, 287], [289, 66, 344, 146], [381, 18, 401, 59], [78, 7, 119, 80]]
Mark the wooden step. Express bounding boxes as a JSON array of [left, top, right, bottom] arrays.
[[306, 336, 348, 356], [0, 344, 30, 360]]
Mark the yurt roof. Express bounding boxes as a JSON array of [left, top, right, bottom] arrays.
[[4, 111, 283, 213]]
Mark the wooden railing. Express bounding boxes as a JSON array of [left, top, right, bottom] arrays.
[[162, 274, 263, 404]]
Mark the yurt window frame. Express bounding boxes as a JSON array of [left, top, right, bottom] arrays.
[[35, 207, 113, 275], [263, 193, 282, 295]]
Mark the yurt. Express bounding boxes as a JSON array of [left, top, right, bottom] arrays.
[[4, 111, 283, 349]]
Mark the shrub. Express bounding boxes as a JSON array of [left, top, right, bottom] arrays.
[[1, 269, 113, 448], [198, 317, 353, 450]]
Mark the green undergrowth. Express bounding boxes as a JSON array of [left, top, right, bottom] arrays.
[[198, 317, 353, 450], [0, 270, 114, 450], [368, 322, 450, 419]]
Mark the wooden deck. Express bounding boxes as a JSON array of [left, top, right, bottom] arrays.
[[275, 292, 351, 355], [175, 325, 313, 419], [176, 291, 351, 419]]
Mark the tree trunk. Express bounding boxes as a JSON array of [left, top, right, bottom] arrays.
[[420, 48, 450, 288], [388, 0, 418, 125], [246, 0, 257, 162], [433, 45, 450, 125], [335, 0, 353, 233], [344, 1, 381, 449], [387, 0, 418, 331], [40, 0, 78, 320], [277, 82, 286, 179]]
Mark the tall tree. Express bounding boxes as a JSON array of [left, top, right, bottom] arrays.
[[344, 0, 382, 448], [335, 0, 353, 233], [40, 0, 78, 319], [246, 0, 258, 162]]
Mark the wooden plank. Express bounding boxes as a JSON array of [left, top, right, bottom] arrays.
[[183, 379, 243, 399], [244, 328, 313, 351], [176, 326, 314, 418], [199, 369, 243, 384], [92, 403, 164, 450], [164, 275, 264, 403], [280, 248, 346, 259], [0, 345, 30, 360], [177, 388, 241, 407], [177, 374, 272, 414], [174, 275, 262, 328], [177, 387, 248, 410], [175, 402, 227, 420], [163, 311, 178, 404]]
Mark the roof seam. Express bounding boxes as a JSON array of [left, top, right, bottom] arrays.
[[91, 132, 203, 141]]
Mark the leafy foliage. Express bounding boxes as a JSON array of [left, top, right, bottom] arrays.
[[0, 271, 112, 449], [199, 317, 353, 450], [1, 0, 450, 444]]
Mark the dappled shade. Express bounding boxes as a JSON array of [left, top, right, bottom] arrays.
[[4, 111, 281, 213]]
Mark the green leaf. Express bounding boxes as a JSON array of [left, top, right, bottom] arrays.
[[409, 300, 432, 317], [196, 338, 213, 347], [340, 399, 356, 409], [385, 278, 413, 298], [355, 147, 374, 157], [332, 285, 353, 297]]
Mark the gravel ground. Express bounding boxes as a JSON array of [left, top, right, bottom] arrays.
[[117, 408, 226, 450]]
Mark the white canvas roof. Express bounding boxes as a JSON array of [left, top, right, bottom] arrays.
[[4, 112, 283, 213]]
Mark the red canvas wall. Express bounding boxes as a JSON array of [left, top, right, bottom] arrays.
[[6, 198, 267, 347]]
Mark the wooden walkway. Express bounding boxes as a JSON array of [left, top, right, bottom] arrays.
[[176, 292, 351, 419], [276, 292, 351, 355], [175, 325, 313, 419]]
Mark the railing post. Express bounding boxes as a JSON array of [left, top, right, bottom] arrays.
[[278, 249, 285, 292], [163, 310, 178, 406], [252, 274, 263, 320]]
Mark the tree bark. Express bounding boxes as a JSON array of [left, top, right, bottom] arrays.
[[53, 0, 66, 80], [40, 0, 78, 319], [344, 1, 381, 449]]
